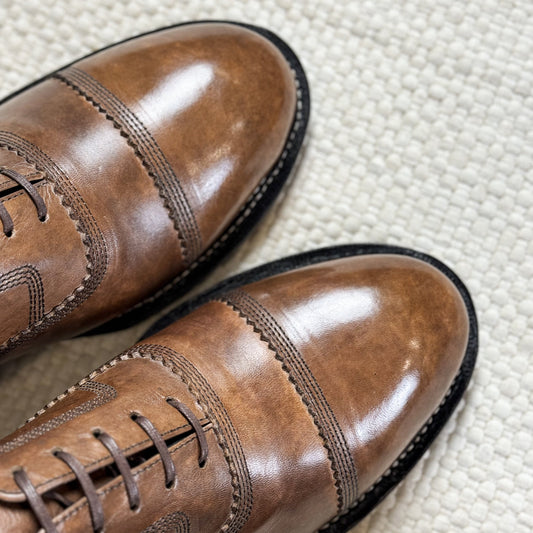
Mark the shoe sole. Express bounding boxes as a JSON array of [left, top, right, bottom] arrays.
[[142, 243, 478, 532]]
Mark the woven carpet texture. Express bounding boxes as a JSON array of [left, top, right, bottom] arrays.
[[0, 1, 532, 532]]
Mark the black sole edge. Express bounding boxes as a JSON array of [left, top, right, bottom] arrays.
[[61, 20, 310, 335], [140, 243, 478, 532]]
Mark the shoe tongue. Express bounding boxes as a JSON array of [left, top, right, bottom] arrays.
[[0, 354, 207, 502]]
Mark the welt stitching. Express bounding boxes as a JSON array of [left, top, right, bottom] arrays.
[[55, 430, 207, 526], [221, 289, 359, 512], [0, 133, 108, 353], [124, 72, 304, 313], [0, 265, 44, 325], [54, 67, 202, 264]]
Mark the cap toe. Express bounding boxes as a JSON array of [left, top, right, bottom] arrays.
[[242, 253, 470, 493]]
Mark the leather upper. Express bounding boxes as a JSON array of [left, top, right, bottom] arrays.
[[0, 253, 469, 532], [0, 22, 297, 359]]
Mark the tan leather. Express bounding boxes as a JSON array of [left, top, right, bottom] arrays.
[[0, 22, 298, 359], [0, 253, 469, 532]]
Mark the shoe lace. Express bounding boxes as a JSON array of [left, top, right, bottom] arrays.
[[0, 167, 47, 237], [13, 398, 208, 533]]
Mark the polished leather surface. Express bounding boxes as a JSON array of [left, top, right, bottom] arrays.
[[0, 254, 469, 532], [0, 22, 297, 359]]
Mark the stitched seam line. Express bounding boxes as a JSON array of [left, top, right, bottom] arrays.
[[141, 511, 190, 532], [54, 67, 202, 264], [123, 71, 304, 314], [0, 135, 108, 354], [0, 265, 44, 325], [0, 382, 117, 453], [221, 289, 359, 512]]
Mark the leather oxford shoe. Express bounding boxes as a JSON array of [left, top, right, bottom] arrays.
[[0, 245, 477, 532], [0, 21, 309, 359]]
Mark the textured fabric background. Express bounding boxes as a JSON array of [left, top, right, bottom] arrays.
[[0, 1, 532, 531]]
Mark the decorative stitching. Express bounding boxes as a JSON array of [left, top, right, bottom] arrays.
[[123, 72, 304, 314], [54, 67, 202, 265], [0, 134, 108, 355], [0, 265, 44, 325], [0, 382, 116, 454], [141, 511, 190, 532], [221, 289, 358, 513]]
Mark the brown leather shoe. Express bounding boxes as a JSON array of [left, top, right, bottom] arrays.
[[0, 21, 309, 360], [0, 245, 477, 532]]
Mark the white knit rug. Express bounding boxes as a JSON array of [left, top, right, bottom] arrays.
[[1, 1, 532, 532]]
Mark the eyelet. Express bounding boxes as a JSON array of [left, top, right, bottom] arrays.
[[92, 428, 102, 438], [51, 447, 63, 457], [4, 230, 13, 238], [130, 412, 139, 421], [39, 214, 48, 223]]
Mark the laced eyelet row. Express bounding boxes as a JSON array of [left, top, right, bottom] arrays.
[[0, 167, 48, 237], [13, 398, 208, 533]]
